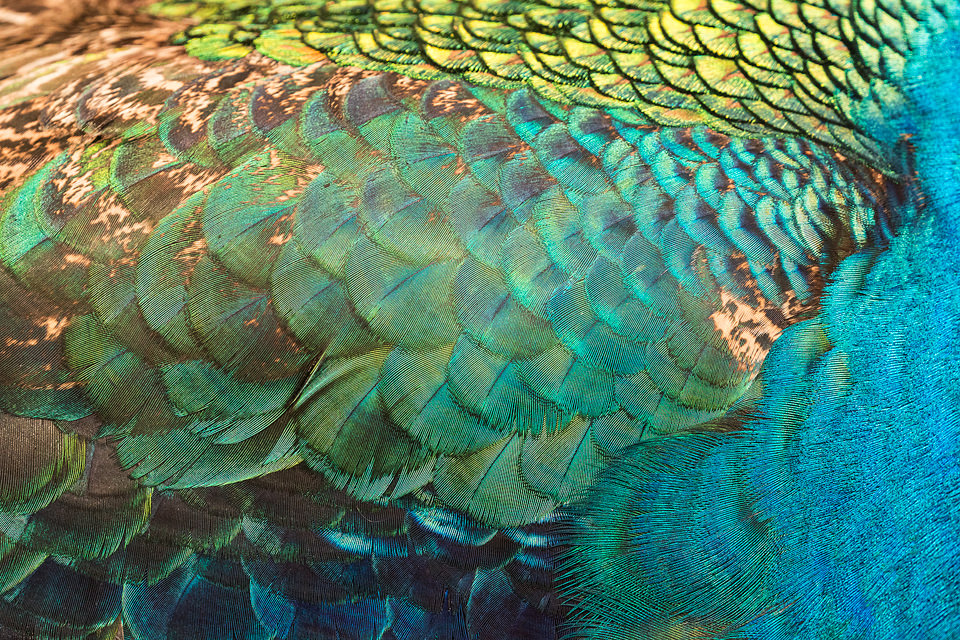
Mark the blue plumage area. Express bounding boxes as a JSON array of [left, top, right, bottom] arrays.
[[563, 149, 960, 640], [0, 0, 957, 636]]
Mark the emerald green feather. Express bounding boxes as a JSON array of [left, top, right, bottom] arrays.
[[0, 30, 911, 635], [0, 58, 892, 513]]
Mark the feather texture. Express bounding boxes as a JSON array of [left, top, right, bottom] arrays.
[[0, 0, 955, 637]]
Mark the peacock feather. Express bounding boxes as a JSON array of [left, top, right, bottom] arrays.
[[0, 0, 954, 637]]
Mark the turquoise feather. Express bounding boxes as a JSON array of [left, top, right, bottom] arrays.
[[0, 0, 953, 637]]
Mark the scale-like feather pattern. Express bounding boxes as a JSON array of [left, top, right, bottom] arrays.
[[563, 217, 960, 638], [561, 8, 960, 637], [0, 0, 949, 637], [148, 0, 922, 168], [0, 55, 892, 517]]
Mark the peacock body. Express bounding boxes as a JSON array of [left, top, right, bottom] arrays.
[[0, 0, 955, 637]]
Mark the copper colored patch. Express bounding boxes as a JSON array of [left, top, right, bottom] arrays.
[[324, 65, 389, 124], [0, 100, 79, 191], [164, 55, 282, 147], [250, 60, 336, 132], [383, 73, 434, 105], [707, 253, 821, 373], [173, 214, 208, 280], [74, 52, 210, 134]]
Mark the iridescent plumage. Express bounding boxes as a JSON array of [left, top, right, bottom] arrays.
[[0, 0, 955, 638]]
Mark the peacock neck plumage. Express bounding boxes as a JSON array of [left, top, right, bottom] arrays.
[[735, 25, 960, 636]]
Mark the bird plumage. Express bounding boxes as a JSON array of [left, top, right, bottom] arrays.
[[0, 0, 954, 638]]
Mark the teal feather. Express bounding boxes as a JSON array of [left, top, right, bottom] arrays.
[[452, 256, 556, 360], [0, 2, 947, 636], [135, 192, 206, 355]]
